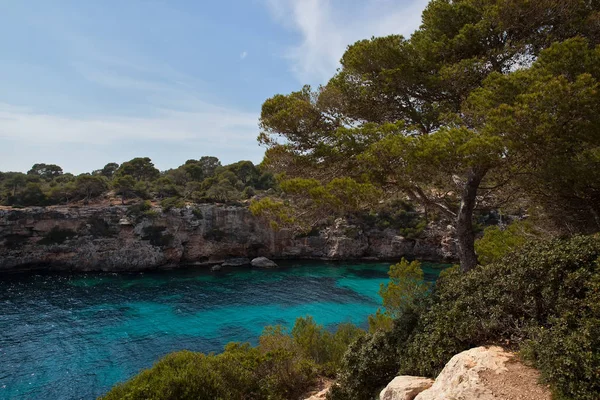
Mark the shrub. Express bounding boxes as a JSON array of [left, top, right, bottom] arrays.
[[331, 236, 600, 400], [127, 200, 152, 216], [102, 335, 319, 400], [160, 197, 185, 212], [474, 220, 540, 265], [327, 310, 419, 400], [261, 317, 364, 377]]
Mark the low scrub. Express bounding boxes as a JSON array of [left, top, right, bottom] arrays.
[[101, 317, 363, 400]]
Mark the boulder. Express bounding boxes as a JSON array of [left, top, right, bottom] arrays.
[[414, 346, 536, 400], [211, 265, 222, 271], [380, 376, 434, 400], [377, 347, 551, 400], [221, 257, 251, 267], [251, 257, 278, 268]]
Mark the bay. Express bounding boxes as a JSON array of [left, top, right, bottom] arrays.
[[0, 261, 445, 399]]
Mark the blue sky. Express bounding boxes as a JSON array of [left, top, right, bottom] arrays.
[[0, 0, 426, 174]]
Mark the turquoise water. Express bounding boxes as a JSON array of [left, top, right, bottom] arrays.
[[0, 261, 445, 399]]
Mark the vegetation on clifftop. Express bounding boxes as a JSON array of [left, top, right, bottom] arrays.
[[0, 157, 277, 208]]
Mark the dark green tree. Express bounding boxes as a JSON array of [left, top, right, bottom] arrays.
[[112, 175, 136, 205], [116, 158, 160, 181], [258, 0, 600, 272], [75, 175, 108, 203], [27, 163, 63, 180]]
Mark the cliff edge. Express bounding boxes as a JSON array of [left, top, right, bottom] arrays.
[[0, 204, 456, 272]]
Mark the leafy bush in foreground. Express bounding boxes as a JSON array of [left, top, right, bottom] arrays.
[[102, 317, 363, 400], [329, 235, 600, 400]]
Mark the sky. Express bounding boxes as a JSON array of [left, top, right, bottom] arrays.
[[0, 0, 427, 174]]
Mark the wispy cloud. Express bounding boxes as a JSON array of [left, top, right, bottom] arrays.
[[0, 4, 264, 173], [0, 103, 258, 145], [240, 51, 248, 60], [264, 0, 427, 85]]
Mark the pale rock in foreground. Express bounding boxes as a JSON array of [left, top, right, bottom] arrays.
[[303, 387, 329, 400], [414, 346, 510, 400], [379, 376, 434, 400], [380, 346, 551, 400], [251, 256, 278, 268]]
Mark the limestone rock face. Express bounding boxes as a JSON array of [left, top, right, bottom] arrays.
[[251, 257, 278, 268], [379, 376, 434, 400], [0, 204, 456, 272]]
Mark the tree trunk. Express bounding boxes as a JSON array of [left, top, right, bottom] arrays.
[[456, 168, 487, 273]]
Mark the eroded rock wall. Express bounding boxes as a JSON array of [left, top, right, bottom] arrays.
[[0, 205, 456, 272]]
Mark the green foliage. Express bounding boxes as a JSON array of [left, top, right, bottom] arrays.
[[287, 316, 363, 375], [378, 259, 430, 320], [154, 177, 180, 199], [112, 175, 136, 204], [475, 220, 539, 264], [205, 178, 240, 203], [126, 200, 153, 221], [27, 163, 63, 180], [160, 197, 185, 212], [242, 186, 256, 199], [408, 236, 600, 397], [74, 174, 107, 203], [115, 157, 160, 182], [258, 0, 600, 271], [101, 317, 362, 400], [249, 197, 296, 231], [12, 183, 48, 207], [101, 344, 314, 400], [367, 309, 394, 333], [331, 236, 600, 400], [328, 311, 419, 400]]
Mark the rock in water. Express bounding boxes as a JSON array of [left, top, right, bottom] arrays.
[[251, 257, 278, 268], [221, 257, 250, 267], [211, 265, 222, 271], [379, 376, 434, 400]]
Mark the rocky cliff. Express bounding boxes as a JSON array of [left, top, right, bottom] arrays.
[[0, 204, 456, 272]]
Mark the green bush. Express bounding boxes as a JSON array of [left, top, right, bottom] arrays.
[[327, 310, 419, 400], [160, 197, 185, 212], [101, 317, 361, 400], [331, 236, 600, 400], [101, 343, 314, 400], [474, 220, 539, 265], [127, 200, 152, 216], [261, 317, 364, 377]]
